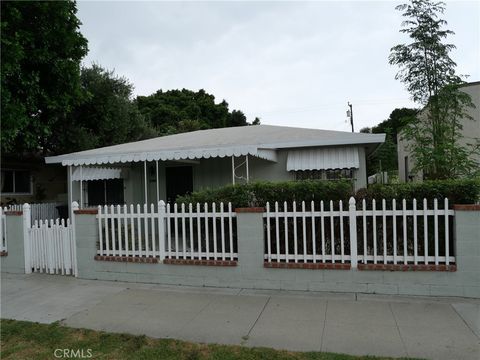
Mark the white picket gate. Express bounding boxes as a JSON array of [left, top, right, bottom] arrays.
[[28, 219, 77, 276]]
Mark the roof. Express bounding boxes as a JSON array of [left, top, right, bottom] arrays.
[[45, 125, 385, 166]]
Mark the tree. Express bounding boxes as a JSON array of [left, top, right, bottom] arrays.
[[1, 1, 88, 154], [136, 89, 257, 135], [52, 65, 156, 153], [362, 108, 418, 175], [389, 0, 477, 179]]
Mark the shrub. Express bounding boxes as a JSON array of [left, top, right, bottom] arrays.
[[176, 180, 354, 208]]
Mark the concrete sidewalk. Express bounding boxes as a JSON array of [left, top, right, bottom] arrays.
[[1, 273, 479, 360]]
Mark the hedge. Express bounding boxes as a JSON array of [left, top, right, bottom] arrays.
[[176, 178, 480, 209], [176, 180, 354, 208], [355, 178, 480, 206]]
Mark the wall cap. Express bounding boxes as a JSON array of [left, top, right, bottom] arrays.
[[74, 209, 98, 215], [235, 207, 265, 213], [453, 204, 480, 211], [4, 211, 22, 216]]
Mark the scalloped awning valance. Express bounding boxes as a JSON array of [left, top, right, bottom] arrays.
[[55, 146, 277, 166], [71, 167, 122, 181]]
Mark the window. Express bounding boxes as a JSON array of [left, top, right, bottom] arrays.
[[325, 169, 354, 180], [294, 170, 324, 181], [1, 170, 32, 194], [294, 169, 354, 181], [87, 179, 124, 206]]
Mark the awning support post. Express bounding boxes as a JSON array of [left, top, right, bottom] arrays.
[[231, 156, 235, 185], [144, 160, 148, 205], [68, 166, 73, 219], [246, 154, 249, 183], [155, 160, 159, 204], [79, 165, 83, 209]]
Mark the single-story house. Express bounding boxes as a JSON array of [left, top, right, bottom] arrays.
[[398, 81, 480, 182], [45, 125, 385, 213]]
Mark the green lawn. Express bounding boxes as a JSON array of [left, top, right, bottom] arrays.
[[0, 319, 419, 360]]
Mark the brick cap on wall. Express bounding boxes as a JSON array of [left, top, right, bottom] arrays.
[[164, 259, 238, 266], [235, 207, 265, 213], [74, 209, 99, 215], [94, 255, 158, 263], [358, 264, 456, 272], [264, 262, 351, 270], [453, 204, 480, 211], [4, 211, 22, 216]]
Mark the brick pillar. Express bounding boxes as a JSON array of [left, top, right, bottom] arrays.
[[235, 207, 265, 279], [0, 210, 26, 274], [453, 204, 480, 298]]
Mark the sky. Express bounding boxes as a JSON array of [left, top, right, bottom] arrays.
[[76, 0, 480, 132]]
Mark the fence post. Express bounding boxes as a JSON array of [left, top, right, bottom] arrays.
[[349, 197, 358, 269], [72, 201, 79, 277], [22, 203, 32, 274], [158, 200, 166, 261]]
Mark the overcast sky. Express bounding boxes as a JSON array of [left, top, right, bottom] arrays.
[[77, 1, 479, 132]]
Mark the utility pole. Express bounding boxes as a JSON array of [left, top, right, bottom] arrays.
[[347, 102, 354, 132]]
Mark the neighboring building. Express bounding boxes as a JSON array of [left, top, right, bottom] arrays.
[[0, 155, 67, 206], [45, 125, 385, 211], [398, 82, 480, 182]]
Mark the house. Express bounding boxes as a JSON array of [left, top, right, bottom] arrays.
[[398, 81, 480, 182], [1, 155, 67, 206], [44, 125, 385, 212]]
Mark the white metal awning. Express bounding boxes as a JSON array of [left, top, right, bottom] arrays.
[[286, 147, 360, 171], [71, 167, 122, 181], [54, 146, 277, 166]]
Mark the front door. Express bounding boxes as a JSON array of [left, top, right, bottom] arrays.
[[165, 166, 193, 203]]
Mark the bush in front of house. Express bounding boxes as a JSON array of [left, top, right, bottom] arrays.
[[176, 177, 480, 209], [176, 180, 354, 208], [355, 178, 480, 206]]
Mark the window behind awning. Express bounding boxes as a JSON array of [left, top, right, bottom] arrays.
[[286, 147, 359, 171], [71, 167, 122, 181]]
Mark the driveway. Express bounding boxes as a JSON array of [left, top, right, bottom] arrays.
[[1, 273, 479, 360]]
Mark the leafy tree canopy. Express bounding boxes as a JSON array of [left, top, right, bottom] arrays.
[[1, 0, 88, 154], [51, 65, 156, 153], [360, 108, 418, 175], [136, 89, 259, 136]]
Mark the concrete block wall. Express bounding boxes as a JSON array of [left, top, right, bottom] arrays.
[[0, 212, 27, 274], [72, 206, 480, 299], [2, 206, 477, 298]]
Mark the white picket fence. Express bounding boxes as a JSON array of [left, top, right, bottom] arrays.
[[264, 197, 455, 267], [8, 202, 60, 223], [265, 200, 350, 264], [0, 207, 7, 253], [96, 201, 237, 261], [28, 219, 77, 275]]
